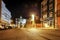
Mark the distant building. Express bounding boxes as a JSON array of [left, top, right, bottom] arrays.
[[0, 1, 11, 26], [15, 16, 26, 28]]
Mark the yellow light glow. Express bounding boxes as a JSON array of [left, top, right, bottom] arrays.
[[29, 28, 36, 30], [28, 28, 38, 32], [44, 23, 49, 28], [31, 14, 34, 21]]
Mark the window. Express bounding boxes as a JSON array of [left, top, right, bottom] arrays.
[[49, 0, 53, 3], [49, 4, 53, 10]]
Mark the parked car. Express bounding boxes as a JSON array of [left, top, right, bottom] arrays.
[[0, 25, 5, 30], [5, 26, 12, 29]]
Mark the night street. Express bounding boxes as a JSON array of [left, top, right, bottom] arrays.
[[0, 0, 60, 40], [0, 28, 60, 40]]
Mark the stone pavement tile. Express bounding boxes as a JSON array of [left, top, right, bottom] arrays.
[[0, 37, 17, 40], [38, 33, 60, 40]]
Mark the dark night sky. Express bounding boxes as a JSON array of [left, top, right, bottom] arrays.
[[3, 0, 42, 20]]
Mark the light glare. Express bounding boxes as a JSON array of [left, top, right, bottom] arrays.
[[31, 14, 34, 21], [28, 28, 38, 32], [44, 23, 49, 28]]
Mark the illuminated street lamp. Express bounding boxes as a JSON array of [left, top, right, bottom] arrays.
[[31, 14, 35, 21], [31, 14, 36, 28]]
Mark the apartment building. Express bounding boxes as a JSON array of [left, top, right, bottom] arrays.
[[0, 1, 11, 26], [41, 0, 57, 28]]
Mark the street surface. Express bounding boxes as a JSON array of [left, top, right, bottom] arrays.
[[0, 28, 60, 40]]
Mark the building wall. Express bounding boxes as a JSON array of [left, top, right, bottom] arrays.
[[0, 1, 11, 26], [0, 0, 1, 21], [41, 0, 57, 28], [57, 0, 60, 28]]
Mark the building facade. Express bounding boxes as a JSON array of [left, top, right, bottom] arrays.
[[0, 0, 1, 22], [57, 0, 60, 28], [15, 16, 26, 28], [41, 0, 57, 28], [0, 1, 11, 26]]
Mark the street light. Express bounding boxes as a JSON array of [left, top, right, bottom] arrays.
[[31, 14, 36, 28], [31, 14, 35, 21]]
